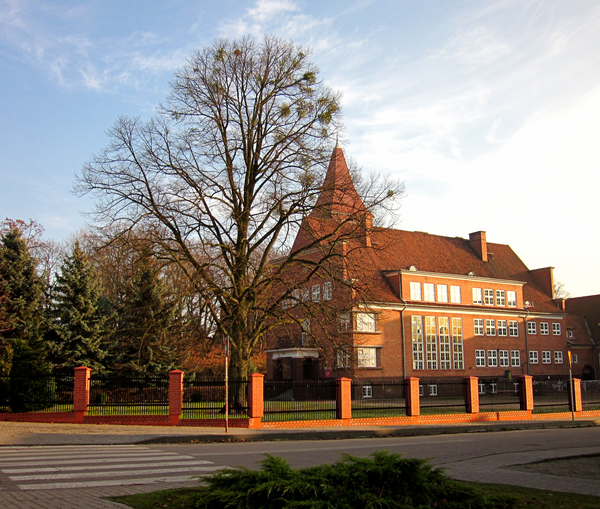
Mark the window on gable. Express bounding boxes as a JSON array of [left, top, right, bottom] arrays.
[[356, 312, 376, 332], [424, 283, 435, 302], [540, 322, 549, 335], [507, 291, 517, 307], [472, 288, 483, 305], [496, 290, 506, 306], [437, 285, 448, 303], [450, 286, 461, 303], [410, 282, 422, 301], [484, 289, 494, 305]]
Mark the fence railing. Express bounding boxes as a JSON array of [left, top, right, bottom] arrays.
[[88, 375, 169, 415], [581, 380, 600, 410], [419, 378, 466, 414], [0, 374, 74, 413], [351, 378, 406, 418], [532, 379, 571, 413], [263, 380, 337, 422], [183, 379, 249, 419], [478, 380, 521, 411]]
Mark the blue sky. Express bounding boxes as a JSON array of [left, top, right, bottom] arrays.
[[1, 0, 599, 297]]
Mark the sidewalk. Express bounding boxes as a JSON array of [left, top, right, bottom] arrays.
[[0, 417, 597, 446]]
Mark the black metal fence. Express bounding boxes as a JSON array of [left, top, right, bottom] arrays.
[[581, 380, 600, 410], [532, 379, 571, 413], [0, 374, 74, 413], [88, 375, 169, 415], [183, 379, 249, 419], [478, 380, 521, 411], [419, 378, 466, 414], [351, 378, 406, 418], [263, 380, 337, 422]]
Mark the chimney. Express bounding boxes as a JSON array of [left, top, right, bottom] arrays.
[[530, 267, 555, 299], [469, 231, 488, 262]]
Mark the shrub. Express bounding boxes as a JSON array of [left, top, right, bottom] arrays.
[[191, 451, 516, 508]]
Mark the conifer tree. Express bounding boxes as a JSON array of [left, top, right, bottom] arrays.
[[50, 243, 108, 374]]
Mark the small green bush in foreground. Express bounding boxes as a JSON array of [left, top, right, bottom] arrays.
[[189, 451, 515, 508]]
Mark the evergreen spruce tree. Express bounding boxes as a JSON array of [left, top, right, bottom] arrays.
[[50, 243, 108, 374], [112, 254, 177, 375]]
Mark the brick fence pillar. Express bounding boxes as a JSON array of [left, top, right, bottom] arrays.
[[169, 370, 184, 426], [405, 377, 420, 417], [248, 373, 264, 429], [336, 377, 352, 423], [464, 376, 479, 414], [74, 366, 91, 423], [518, 375, 534, 412], [570, 378, 582, 413]]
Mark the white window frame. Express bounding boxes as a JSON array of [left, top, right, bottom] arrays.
[[362, 385, 373, 398], [497, 320, 508, 336], [356, 312, 376, 332], [452, 318, 464, 370], [292, 289, 300, 303], [511, 350, 521, 367], [311, 284, 321, 302], [338, 313, 351, 332], [542, 350, 551, 364], [527, 322, 537, 335], [478, 383, 485, 394], [450, 285, 461, 304], [357, 347, 377, 368], [438, 317, 451, 370], [336, 350, 351, 368], [529, 350, 539, 364], [540, 322, 549, 335], [487, 350, 498, 367], [496, 290, 506, 306], [424, 283, 435, 302], [552, 323, 561, 336], [472, 288, 483, 305], [410, 282, 422, 301], [322, 281, 332, 301], [302, 288, 310, 302], [507, 291, 517, 307], [567, 330, 573, 338], [474, 319, 484, 336], [509, 320, 519, 337], [486, 319, 496, 336], [412, 316, 424, 370], [499, 350, 509, 367], [475, 350, 485, 367], [425, 316, 438, 370], [429, 384, 438, 396], [484, 289, 494, 305], [554, 351, 564, 364], [572, 353, 578, 364], [437, 285, 448, 303]]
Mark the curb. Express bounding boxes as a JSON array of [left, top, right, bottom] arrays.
[[135, 419, 598, 444]]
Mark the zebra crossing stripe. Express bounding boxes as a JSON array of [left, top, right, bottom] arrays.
[[2, 459, 214, 474], [18, 475, 204, 490], [0, 450, 180, 463], [0, 454, 192, 468]]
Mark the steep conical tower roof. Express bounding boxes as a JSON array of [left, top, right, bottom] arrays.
[[312, 144, 369, 218]]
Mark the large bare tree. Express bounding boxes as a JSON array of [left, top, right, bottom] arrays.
[[77, 36, 401, 380]]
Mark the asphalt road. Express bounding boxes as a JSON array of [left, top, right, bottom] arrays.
[[2, 427, 600, 508]]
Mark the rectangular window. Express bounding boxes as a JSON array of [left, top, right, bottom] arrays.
[[412, 316, 424, 370], [552, 323, 561, 335], [572, 353, 578, 364], [322, 281, 332, 301], [484, 289, 494, 305], [437, 285, 448, 303], [336, 350, 351, 368], [497, 320, 508, 336], [425, 316, 437, 370], [540, 322, 549, 335], [486, 319, 496, 336], [450, 286, 461, 303], [338, 313, 351, 332], [509, 320, 519, 337], [542, 350, 551, 364], [429, 384, 438, 396], [282, 298, 290, 310], [499, 350, 509, 367], [473, 288, 483, 305], [511, 350, 521, 367], [554, 351, 564, 364], [357, 348, 377, 368], [410, 282, 422, 301], [529, 350, 539, 364], [507, 291, 517, 307], [424, 283, 435, 302], [292, 289, 300, 303], [311, 284, 321, 302], [474, 319, 484, 336], [356, 312, 376, 332], [302, 288, 310, 301], [487, 350, 498, 367], [475, 350, 486, 367], [567, 330, 573, 338], [301, 319, 310, 346], [362, 385, 373, 398], [438, 317, 451, 370], [479, 383, 485, 394], [496, 290, 506, 306], [452, 318, 464, 370], [527, 322, 537, 335]]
